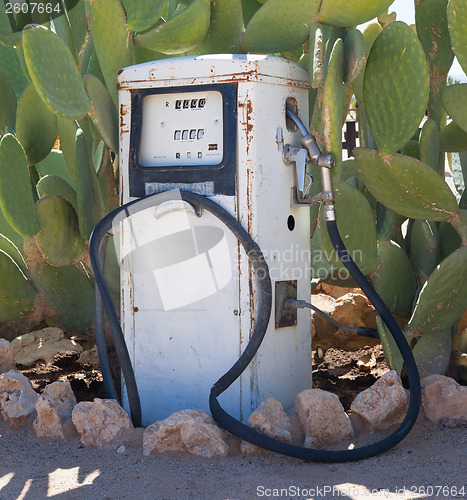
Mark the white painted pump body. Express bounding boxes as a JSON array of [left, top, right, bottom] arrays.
[[118, 55, 312, 425]]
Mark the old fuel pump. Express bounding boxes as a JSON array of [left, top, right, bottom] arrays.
[[90, 54, 421, 462]]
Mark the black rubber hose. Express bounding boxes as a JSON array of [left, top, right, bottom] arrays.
[[90, 207, 142, 427], [90, 190, 421, 461], [209, 223, 422, 463], [284, 298, 379, 337], [94, 233, 119, 401]]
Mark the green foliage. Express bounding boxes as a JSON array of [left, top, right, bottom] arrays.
[[0, 43, 28, 99], [23, 26, 91, 119], [84, 74, 119, 154], [74, 129, 96, 240], [412, 329, 451, 379], [441, 84, 467, 133], [242, 0, 320, 53], [0, 250, 36, 321], [408, 219, 440, 283], [447, 0, 467, 74], [0, 134, 40, 237], [0, 70, 16, 131], [121, 0, 167, 33], [192, 0, 244, 54], [407, 247, 467, 335], [89, 0, 133, 103], [35, 196, 87, 266], [371, 240, 417, 317], [354, 148, 459, 221], [16, 83, 57, 165], [363, 22, 429, 154], [318, 0, 394, 27], [343, 29, 367, 85], [134, 0, 210, 54], [419, 119, 439, 171], [30, 262, 94, 333], [317, 181, 377, 276]]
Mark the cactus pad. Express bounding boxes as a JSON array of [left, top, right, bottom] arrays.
[[407, 246, 467, 335], [318, 181, 377, 276], [441, 84, 467, 134], [0, 8, 21, 46], [135, 0, 211, 54], [0, 134, 40, 237], [75, 129, 96, 241], [377, 316, 404, 374], [16, 83, 58, 166], [84, 74, 119, 154], [0, 71, 16, 131], [191, 0, 244, 54], [34, 196, 87, 266], [36, 175, 78, 213], [22, 26, 91, 120], [0, 234, 27, 275], [0, 250, 36, 321], [439, 122, 467, 152], [447, 0, 467, 74], [0, 207, 23, 256], [363, 22, 429, 154], [90, 0, 133, 104], [121, 0, 167, 33], [30, 262, 95, 334], [412, 328, 451, 378], [353, 148, 459, 221], [416, 0, 454, 77], [408, 219, 440, 283], [343, 29, 367, 85], [0, 44, 28, 99], [318, 0, 394, 28], [371, 240, 417, 318], [419, 118, 439, 171], [36, 150, 76, 189], [322, 38, 344, 179], [438, 221, 462, 259], [241, 0, 320, 53]]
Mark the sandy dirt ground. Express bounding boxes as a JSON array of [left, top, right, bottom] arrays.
[[0, 417, 465, 500]]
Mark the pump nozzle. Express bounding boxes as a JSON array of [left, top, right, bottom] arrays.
[[284, 109, 336, 218]]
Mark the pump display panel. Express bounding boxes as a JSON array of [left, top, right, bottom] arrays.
[[128, 83, 237, 198], [139, 91, 224, 167]]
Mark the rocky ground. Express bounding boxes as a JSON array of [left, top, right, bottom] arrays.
[[0, 417, 466, 499], [0, 285, 466, 499]]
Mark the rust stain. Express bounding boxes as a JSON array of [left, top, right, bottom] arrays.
[[239, 95, 254, 157]]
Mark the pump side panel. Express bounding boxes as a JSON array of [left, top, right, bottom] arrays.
[[236, 81, 312, 416]]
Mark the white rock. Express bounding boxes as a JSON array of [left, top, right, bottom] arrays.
[[72, 399, 134, 449], [33, 381, 77, 439], [0, 370, 39, 428], [143, 409, 229, 458], [78, 345, 100, 369], [296, 389, 353, 448], [421, 375, 467, 423], [240, 398, 292, 456], [11, 327, 83, 366], [0, 339, 16, 373], [117, 445, 126, 454], [350, 370, 409, 431]]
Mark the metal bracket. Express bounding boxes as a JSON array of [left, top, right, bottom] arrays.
[[290, 188, 325, 207], [283, 144, 309, 195]]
